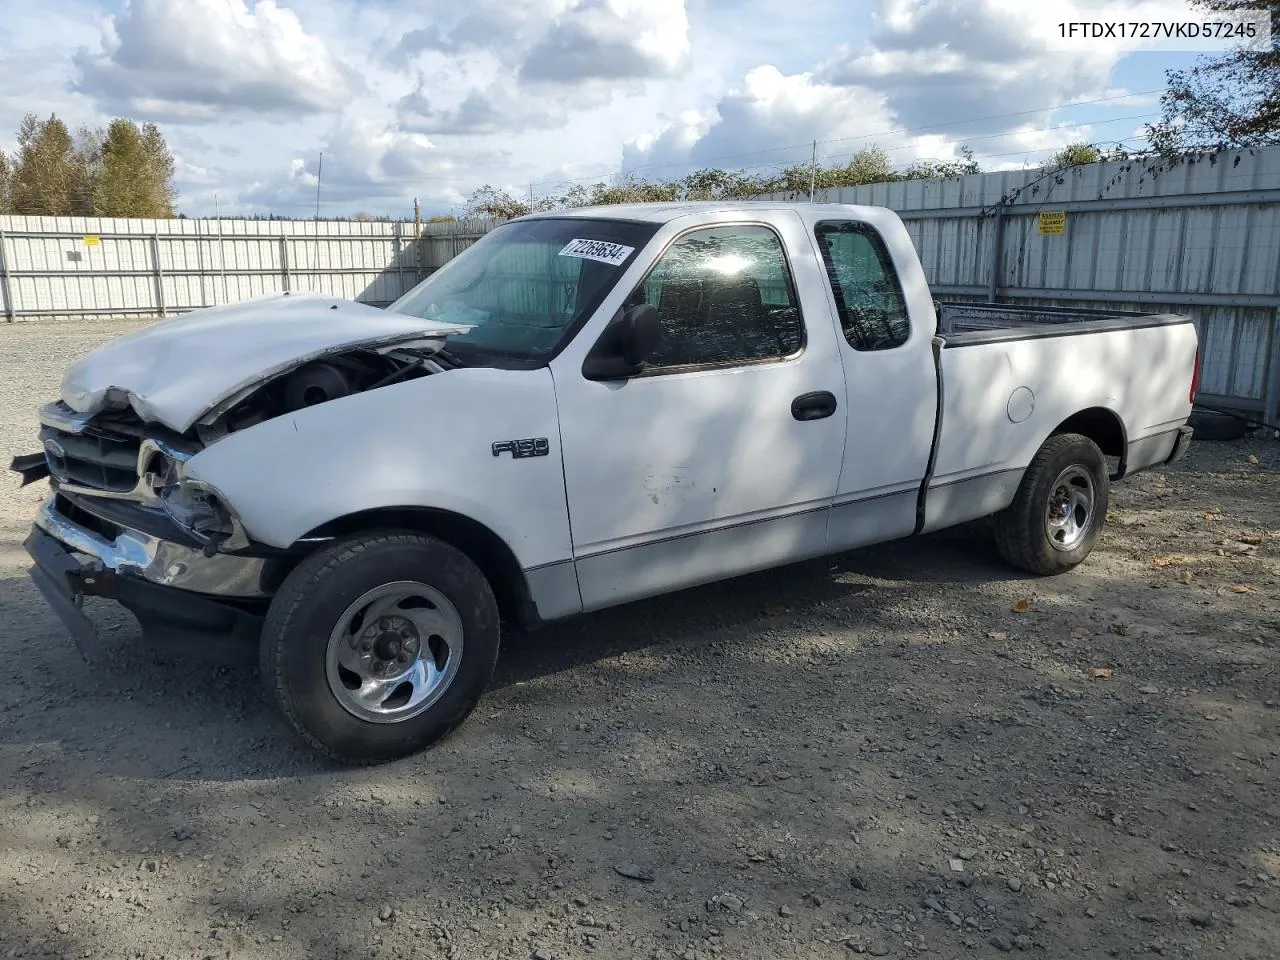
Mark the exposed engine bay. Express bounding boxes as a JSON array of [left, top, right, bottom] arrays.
[[198, 346, 439, 442]]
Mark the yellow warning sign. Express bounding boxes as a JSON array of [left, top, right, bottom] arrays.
[[1037, 211, 1066, 236], [83, 235, 101, 246]]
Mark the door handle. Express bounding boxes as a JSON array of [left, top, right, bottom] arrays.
[[791, 390, 838, 421]]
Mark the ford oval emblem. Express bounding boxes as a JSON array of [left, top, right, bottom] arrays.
[[44, 438, 66, 459]]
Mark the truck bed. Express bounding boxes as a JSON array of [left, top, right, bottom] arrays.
[[936, 302, 1190, 346]]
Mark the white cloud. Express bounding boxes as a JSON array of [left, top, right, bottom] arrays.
[[386, 0, 689, 83], [73, 0, 359, 121], [818, 0, 1189, 135], [389, 0, 568, 63], [397, 81, 570, 136], [623, 66, 898, 176], [519, 0, 690, 82], [236, 116, 510, 213]]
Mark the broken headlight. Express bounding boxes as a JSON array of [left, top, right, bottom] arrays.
[[159, 478, 248, 552]]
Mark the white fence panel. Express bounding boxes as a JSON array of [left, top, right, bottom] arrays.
[[0, 216, 499, 323]]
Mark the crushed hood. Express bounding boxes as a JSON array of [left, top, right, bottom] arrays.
[[61, 294, 470, 433]]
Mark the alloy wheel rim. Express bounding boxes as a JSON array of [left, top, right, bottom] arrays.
[[324, 580, 464, 724], [1044, 465, 1095, 552]]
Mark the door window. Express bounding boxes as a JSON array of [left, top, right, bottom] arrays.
[[815, 222, 911, 351], [623, 224, 803, 370]]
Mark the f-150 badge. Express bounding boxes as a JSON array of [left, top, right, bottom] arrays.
[[492, 438, 550, 459]]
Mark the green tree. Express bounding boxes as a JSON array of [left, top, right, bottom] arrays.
[[1148, 0, 1280, 150], [139, 122, 176, 215], [471, 185, 550, 220], [94, 119, 176, 217], [903, 145, 981, 180], [10, 113, 78, 215], [0, 150, 11, 214], [69, 124, 103, 215], [678, 168, 774, 200], [1050, 142, 1104, 168], [834, 145, 897, 185]]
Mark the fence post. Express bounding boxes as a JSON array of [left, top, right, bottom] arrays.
[[395, 222, 409, 298], [280, 236, 290, 293], [0, 229, 13, 322], [194, 219, 209, 308], [1266, 305, 1280, 430], [150, 234, 167, 318], [986, 205, 1005, 303]]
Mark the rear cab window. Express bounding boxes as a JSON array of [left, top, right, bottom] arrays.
[[814, 221, 911, 351]]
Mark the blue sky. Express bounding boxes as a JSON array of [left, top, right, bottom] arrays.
[[0, 0, 1214, 217]]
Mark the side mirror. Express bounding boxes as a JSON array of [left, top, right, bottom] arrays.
[[619, 303, 661, 366], [582, 303, 662, 381]]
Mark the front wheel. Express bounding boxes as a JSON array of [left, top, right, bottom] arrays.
[[260, 531, 500, 764], [994, 433, 1109, 575]]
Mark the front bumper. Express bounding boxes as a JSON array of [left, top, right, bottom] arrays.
[[25, 496, 270, 665], [34, 494, 273, 597]]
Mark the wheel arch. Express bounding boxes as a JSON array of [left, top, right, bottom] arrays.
[[1051, 407, 1128, 478], [299, 507, 541, 629]]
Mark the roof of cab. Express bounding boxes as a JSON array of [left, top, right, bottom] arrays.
[[510, 200, 886, 225]]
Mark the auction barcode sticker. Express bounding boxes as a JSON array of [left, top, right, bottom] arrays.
[[558, 239, 635, 266]]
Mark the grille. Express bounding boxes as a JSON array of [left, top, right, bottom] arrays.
[[41, 424, 141, 493]]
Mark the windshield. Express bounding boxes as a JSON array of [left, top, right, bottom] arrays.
[[388, 217, 659, 365]]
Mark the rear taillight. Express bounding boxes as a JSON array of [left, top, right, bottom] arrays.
[[1190, 348, 1202, 404]]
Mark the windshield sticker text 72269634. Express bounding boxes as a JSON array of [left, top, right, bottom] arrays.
[[558, 238, 635, 266]]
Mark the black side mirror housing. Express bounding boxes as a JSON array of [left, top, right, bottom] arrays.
[[582, 303, 662, 381]]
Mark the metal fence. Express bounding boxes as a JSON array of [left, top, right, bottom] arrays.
[[0, 215, 495, 321], [5, 147, 1279, 418], [765, 145, 1280, 420]]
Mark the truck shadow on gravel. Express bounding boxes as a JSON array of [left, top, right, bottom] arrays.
[[495, 524, 1017, 688]]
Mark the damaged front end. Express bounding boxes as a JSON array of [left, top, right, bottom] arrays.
[[24, 333, 465, 550], [30, 400, 245, 553], [13, 298, 471, 662], [16, 400, 273, 663]]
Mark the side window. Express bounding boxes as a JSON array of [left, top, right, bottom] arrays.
[[623, 224, 803, 370], [815, 222, 911, 351]]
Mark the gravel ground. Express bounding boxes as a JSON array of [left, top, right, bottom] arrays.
[[1, 320, 1278, 960]]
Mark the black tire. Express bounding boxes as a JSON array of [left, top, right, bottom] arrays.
[[260, 531, 500, 764], [994, 433, 1109, 576], [1187, 408, 1247, 442]]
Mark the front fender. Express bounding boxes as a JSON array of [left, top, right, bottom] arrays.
[[183, 367, 571, 570]]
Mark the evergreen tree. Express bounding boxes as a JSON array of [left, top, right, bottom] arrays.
[[139, 122, 176, 216], [70, 124, 104, 216], [0, 150, 11, 215], [94, 119, 176, 217], [10, 113, 78, 215]]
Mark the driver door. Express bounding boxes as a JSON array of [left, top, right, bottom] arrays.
[[551, 215, 848, 611]]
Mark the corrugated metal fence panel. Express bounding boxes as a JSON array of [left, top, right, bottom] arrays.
[[0, 216, 497, 320], [766, 146, 1280, 415]]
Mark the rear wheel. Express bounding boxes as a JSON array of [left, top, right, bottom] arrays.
[[995, 433, 1109, 575], [260, 531, 500, 764]]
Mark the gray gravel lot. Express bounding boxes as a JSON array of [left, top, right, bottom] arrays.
[[1, 320, 1278, 960]]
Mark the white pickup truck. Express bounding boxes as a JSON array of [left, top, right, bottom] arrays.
[[14, 202, 1199, 763]]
